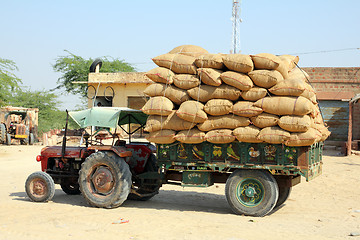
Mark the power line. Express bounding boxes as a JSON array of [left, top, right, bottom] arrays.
[[289, 48, 360, 55]]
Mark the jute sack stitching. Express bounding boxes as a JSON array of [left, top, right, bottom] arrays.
[[204, 99, 233, 116], [250, 53, 281, 70], [145, 67, 174, 84], [222, 54, 254, 73], [197, 68, 223, 86], [146, 129, 176, 144], [241, 87, 268, 101], [174, 128, 205, 144], [258, 126, 291, 144], [233, 101, 263, 117], [285, 128, 321, 146], [195, 54, 224, 69], [141, 96, 173, 116], [248, 70, 283, 88], [278, 115, 311, 132], [205, 129, 235, 144], [220, 71, 253, 91], [250, 113, 279, 128], [173, 74, 200, 90], [176, 100, 208, 123], [169, 45, 208, 57], [197, 115, 250, 132], [187, 84, 241, 102], [254, 96, 313, 116], [152, 53, 197, 74], [233, 126, 262, 143]]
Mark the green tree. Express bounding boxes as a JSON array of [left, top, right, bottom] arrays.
[[53, 50, 136, 97], [0, 58, 22, 106]]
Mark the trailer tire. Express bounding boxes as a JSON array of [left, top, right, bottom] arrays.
[[128, 154, 161, 201], [61, 179, 81, 195], [275, 186, 291, 208], [89, 59, 102, 72], [25, 171, 55, 202], [225, 169, 279, 217], [79, 151, 131, 208]]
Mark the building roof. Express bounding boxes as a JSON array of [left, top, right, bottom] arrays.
[[86, 72, 152, 84]]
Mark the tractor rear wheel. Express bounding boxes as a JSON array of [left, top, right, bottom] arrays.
[[6, 133, 11, 145], [225, 170, 279, 217], [79, 151, 132, 208], [0, 124, 5, 144], [25, 171, 55, 202]]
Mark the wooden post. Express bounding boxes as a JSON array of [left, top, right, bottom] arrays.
[[347, 101, 353, 156]]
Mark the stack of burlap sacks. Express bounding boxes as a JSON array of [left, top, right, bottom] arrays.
[[141, 45, 331, 146]]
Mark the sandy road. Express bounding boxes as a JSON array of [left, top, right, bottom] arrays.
[[0, 144, 359, 240]]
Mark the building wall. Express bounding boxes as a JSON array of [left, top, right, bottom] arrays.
[[303, 67, 360, 140]]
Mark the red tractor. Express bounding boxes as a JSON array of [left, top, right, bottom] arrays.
[[25, 107, 160, 208]]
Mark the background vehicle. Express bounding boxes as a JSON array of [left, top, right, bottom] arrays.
[[0, 106, 38, 145], [25, 107, 323, 217]]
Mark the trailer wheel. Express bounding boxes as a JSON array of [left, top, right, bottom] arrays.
[[25, 171, 55, 202], [79, 151, 132, 208], [128, 154, 161, 201], [225, 170, 279, 217], [61, 179, 81, 195], [275, 186, 292, 208]]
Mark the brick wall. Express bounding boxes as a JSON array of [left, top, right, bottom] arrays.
[[302, 67, 360, 140]]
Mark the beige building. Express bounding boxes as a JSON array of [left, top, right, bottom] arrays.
[[86, 72, 152, 109]]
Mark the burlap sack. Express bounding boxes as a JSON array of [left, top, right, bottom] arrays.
[[276, 59, 289, 79], [248, 70, 283, 88], [204, 99, 233, 116], [205, 129, 235, 144], [222, 54, 254, 73], [255, 96, 313, 116], [144, 111, 196, 132], [300, 83, 317, 104], [187, 84, 241, 102], [250, 113, 279, 128], [220, 71, 253, 91], [315, 124, 331, 142], [279, 55, 299, 71], [269, 79, 306, 96], [285, 128, 321, 146], [169, 45, 209, 57], [278, 115, 311, 132], [146, 129, 176, 144], [174, 128, 206, 144], [233, 126, 262, 143], [143, 83, 190, 105], [195, 54, 224, 69], [197, 115, 250, 131], [173, 74, 200, 90], [233, 101, 263, 117], [176, 100, 208, 123], [152, 53, 197, 74], [258, 126, 291, 144], [287, 67, 310, 82], [141, 96, 173, 116], [145, 67, 174, 84], [197, 68, 223, 86], [241, 87, 268, 101], [250, 53, 281, 70]]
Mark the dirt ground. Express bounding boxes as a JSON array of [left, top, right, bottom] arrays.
[[0, 144, 359, 240]]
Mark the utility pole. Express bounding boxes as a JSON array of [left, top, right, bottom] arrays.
[[232, 0, 241, 54]]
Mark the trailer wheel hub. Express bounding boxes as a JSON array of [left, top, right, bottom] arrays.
[[91, 166, 114, 194], [244, 186, 256, 198]]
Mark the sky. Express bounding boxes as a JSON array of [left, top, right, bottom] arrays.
[[1, 0, 360, 110]]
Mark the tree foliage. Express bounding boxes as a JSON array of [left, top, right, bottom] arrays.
[[0, 58, 22, 106], [53, 50, 136, 97]]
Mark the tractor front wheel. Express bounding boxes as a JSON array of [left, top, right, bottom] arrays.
[[79, 151, 132, 208], [25, 171, 55, 202]]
